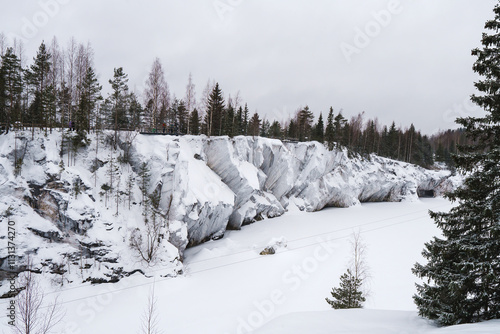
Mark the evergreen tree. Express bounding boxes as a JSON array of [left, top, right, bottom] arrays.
[[333, 111, 347, 147], [128, 92, 144, 130], [235, 106, 243, 136], [248, 112, 260, 138], [297, 105, 314, 141], [0, 48, 23, 127], [287, 119, 298, 140], [204, 83, 225, 136], [109, 67, 129, 147], [242, 103, 249, 135], [189, 108, 200, 135], [387, 121, 399, 159], [269, 120, 282, 139], [224, 102, 235, 137], [325, 107, 335, 150], [260, 119, 270, 137], [25, 42, 52, 127], [76, 66, 102, 133], [325, 269, 366, 309], [312, 112, 324, 143], [413, 3, 500, 325]]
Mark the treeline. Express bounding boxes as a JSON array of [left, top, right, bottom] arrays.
[[0, 35, 457, 169], [429, 129, 470, 168]]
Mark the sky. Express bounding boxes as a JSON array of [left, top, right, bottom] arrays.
[[0, 0, 497, 134]]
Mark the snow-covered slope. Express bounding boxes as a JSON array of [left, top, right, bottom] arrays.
[[0, 129, 458, 290], [1, 198, 497, 333]]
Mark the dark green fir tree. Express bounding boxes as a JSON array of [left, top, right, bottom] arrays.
[[326, 269, 365, 309], [412, 2, 500, 326], [325, 107, 335, 150]]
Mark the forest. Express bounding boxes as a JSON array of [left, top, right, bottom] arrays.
[[0, 34, 466, 169]]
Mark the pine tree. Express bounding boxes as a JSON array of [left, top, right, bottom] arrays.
[[0, 47, 23, 127], [25, 42, 52, 128], [297, 105, 314, 141], [326, 269, 366, 309], [413, 3, 500, 326], [109, 67, 129, 147]]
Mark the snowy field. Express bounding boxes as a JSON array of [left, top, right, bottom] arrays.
[[2, 198, 499, 333]]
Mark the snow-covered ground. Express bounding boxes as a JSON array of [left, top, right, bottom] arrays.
[[2, 197, 498, 333]]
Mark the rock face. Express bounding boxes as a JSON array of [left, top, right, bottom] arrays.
[[0, 130, 457, 289]]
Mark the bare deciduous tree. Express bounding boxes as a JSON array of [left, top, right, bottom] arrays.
[[144, 58, 168, 129], [129, 218, 163, 265], [348, 230, 371, 296], [140, 284, 163, 334], [14, 269, 64, 334]]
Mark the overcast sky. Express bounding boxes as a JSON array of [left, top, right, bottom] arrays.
[[0, 0, 497, 134]]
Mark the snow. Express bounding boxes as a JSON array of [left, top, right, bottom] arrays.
[[1, 198, 498, 333], [1, 130, 493, 333]]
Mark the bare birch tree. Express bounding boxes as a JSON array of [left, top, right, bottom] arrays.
[[14, 268, 64, 334], [140, 284, 162, 334], [144, 58, 168, 129], [348, 230, 371, 296]]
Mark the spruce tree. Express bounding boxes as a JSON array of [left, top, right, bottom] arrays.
[[204, 83, 225, 137], [326, 269, 365, 309], [248, 112, 260, 138], [313, 112, 324, 143], [189, 108, 200, 135], [413, 3, 500, 326], [325, 107, 335, 150], [333, 111, 347, 147], [269, 120, 282, 139], [242, 103, 249, 135]]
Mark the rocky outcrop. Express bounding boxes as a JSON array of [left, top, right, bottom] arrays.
[[0, 130, 457, 290]]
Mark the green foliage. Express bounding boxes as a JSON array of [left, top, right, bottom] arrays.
[[189, 108, 200, 135], [312, 112, 324, 143], [0, 47, 23, 126], [413, 2, 500, 325], [204, 82, 225, 136], [326, 269, 365, 309], [25, 42, 52, 127]]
